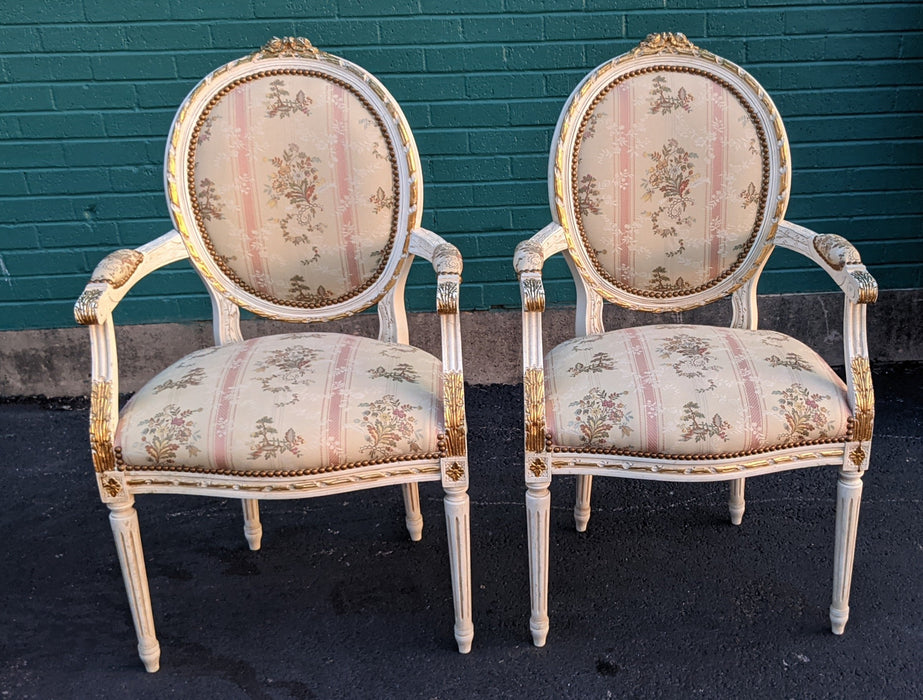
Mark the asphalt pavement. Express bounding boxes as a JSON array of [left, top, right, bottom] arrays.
[[1, 363, 921, 698]]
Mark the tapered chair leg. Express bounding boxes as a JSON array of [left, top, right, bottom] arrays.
[[402, 483, 424, 542], [526, 482, 551, 647], [242, 499, 262, 551], [830, 469, 863, 634], [444, 486, 473, 653], [729, 478, 746, 526], [108, 498, 161, 673], [574, 475, 592, 532]]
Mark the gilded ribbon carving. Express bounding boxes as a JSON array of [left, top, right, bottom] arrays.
[[74, 288, 104, 326], [634, 32, 699, 56], [521, 278, 545, 313], [436, 280, 459, 315], [90, 380, 116, 473], [850, 357, 874, 443], [259, 36, 320, 58], [524, 368, 546, 453], [90, 249, 144, 288], [443, 371, 467, 457], [813, 234, 861, 271]]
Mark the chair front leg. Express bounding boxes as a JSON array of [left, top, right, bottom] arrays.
[[402, 483, 424, 541], [241, 499, 262, 551], [728, 478, 746, 526], [574, 475, 593, 532], [526, 482, 551, 647], [443, 485, 473, 653], [830, 469, 863, 634], [108, 498, 160, 672]]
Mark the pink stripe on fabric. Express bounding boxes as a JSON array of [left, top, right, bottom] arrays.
[[322, 335, 361, 466], [722, 331, 765, 451], [706, 81, 727, 282], [617, 81, 633, 284], [330, 83, 363, 290], [212, 340, 260, 469], [231, 89, 268, 288], [626, 328, 661, 453]]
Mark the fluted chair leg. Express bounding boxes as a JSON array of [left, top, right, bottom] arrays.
[[830, 469, 863, 634], [729, 478, 746, 526], [574, 475, 593, 532], [108, 498, 161, 673], [402, 483, 424, 542], [526, 482, 551, 647], [444, 486, 473, 653], [242, 499, 262, 551]]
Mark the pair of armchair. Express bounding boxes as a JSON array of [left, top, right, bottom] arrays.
[[76, 35, 876, 671]]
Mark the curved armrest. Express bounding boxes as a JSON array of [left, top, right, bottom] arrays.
[[409, 228, 468, 477], [775, 221, 878, 305], [74, 230, 189, 326]]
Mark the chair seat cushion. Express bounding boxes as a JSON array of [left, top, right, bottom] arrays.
[[545, 325, 851, 457], [115, 333, 444, 475]]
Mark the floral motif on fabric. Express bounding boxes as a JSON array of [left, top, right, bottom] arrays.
[[368, 363, 419, 383], [569, 387, 633, 447], [766, 353, 812, 372], [198, 114, 218, 144], [288, 276, 333, 305], [356, 395, 423, 459], [739, 182, 759, 208], [253, 344, 321, 406], [266, 142, 325, 247], [577, 174, 602, 216], [137, 404, 203, 465], [678, 402, 731, 443], [197, 178, 224, 221], [265, 79, 313, 119], [649, 75, 694, 115], [641, 139, 700, 253], [648, 266, 690, 292], [248, 416, 305, 460], [568, 352, 615, 377], [585, 111, 605, 138], [657, 333, 721, 391], [152, 367, 206, 395], [772, 384, 836, 442], [369, 186, 395, 214]]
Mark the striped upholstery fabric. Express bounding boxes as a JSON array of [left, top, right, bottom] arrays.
[[116, 333, 443, 474], [545, 325, 851, 456]]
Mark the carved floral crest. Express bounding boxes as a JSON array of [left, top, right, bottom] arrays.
[[259, 37, 320, 59], [634, 32, 699, 56]]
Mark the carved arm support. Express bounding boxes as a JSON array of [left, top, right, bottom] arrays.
[[73, 231, 189, 495], [514, 224, 568, 476], [409, 228, 468, 483], [775, 220, 877, 469]]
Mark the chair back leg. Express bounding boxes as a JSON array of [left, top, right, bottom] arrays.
[[242, 499, 262, 551], [574, 475, 593, 532], [729, 478, 746, 526], [402, 483, 424, 541]]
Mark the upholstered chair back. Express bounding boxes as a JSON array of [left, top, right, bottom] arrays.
[[166, 38, 421, 322], [551, 34, 790, 312]]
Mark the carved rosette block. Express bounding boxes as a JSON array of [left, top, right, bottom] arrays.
[[850, 357, 874, 443], [528, 458, 547, 478], [524, 368, 546, 453], [521, 277, 545, 313], [259, 36, 320, 59], [90, 249, 144, 288], [849, 445, 867, 467], [813, 234, 861, 271], [90, 380, 116, 473], [74, 288, 104, 326], [443, 371, 467, 457], [445, 461, 465, 482]]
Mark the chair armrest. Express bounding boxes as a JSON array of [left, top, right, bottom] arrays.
[[775, 221, 878, 305], [74, 230, 189, 326], [409, 228, 467, 473]]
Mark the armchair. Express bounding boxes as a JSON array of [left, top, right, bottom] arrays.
[[75, 37, 472, 671], [514, 34, 877, 646]]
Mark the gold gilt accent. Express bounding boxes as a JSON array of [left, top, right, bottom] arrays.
[[436, 281, 458, 315], [259, 36, 320, 58], [100, 475, 122, 498], [813, 234, 861, 271], [74, 288, 104, 326], [528, 458, 547, 478], [634, 32, 699, 56], [849, 445, 867, 467], [443, 371, 467, 457], [445, 461, 465, 482], [90, 380, 115, 473], [851, 270, 878, 304], [521, 277, 545, 313], [90, 249, 144, 288], [524, 368, 546, 453], [850, 356, 874, 442]]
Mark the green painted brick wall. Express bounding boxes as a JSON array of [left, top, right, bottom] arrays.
[[1, 0, 921, 330]]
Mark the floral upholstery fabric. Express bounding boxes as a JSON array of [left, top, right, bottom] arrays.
[[574, 69, 765, 294], [191, 74, 398, 306], [116, 333, 443, 474], [545, 325, 851, 456]]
